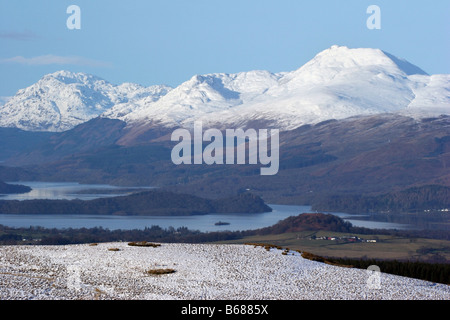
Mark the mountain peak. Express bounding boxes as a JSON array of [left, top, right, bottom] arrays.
[[312, 45, 428, 76], [41, 70, 107, 86], [309, 45, 389, 68]]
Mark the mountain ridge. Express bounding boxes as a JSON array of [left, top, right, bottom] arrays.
[[0, 70, 171, 132], [1, 45, 448, 133]]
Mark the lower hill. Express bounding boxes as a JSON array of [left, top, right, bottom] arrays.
[[0, 190, 271, 216], [252, 213, 355, 235]]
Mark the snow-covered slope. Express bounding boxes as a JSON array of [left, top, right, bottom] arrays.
[[100, 45, 450, 130], [0, 71, 171, 132], [102, 70, 283, 127], [1, 242, 448, 300], [1, 46, 448, 132], [195, 46, 448, 130]]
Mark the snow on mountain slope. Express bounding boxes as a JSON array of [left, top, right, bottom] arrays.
[[0, 71, 171, 132], [103, 70, 283, 127], [402, 74, 450, 117], [1, 46, 448, 132], [199, 46, 446, 130], [106, 45, 449, 130]]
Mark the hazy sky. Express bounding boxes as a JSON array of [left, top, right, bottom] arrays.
[[0, 0, 449, 97]]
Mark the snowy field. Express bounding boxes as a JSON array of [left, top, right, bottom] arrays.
[[0, 242, 449, 300]]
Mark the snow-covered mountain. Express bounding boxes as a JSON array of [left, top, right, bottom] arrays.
[[201, 46, 448, 130], [0, 71, 171, 132], [102, 70, 284, 127], [1, 46, 448, 132]]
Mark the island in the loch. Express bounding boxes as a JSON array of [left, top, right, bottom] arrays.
[[0, 190, 271, 216], [0, 180, 31, 194], [214, 221, 231, 226]]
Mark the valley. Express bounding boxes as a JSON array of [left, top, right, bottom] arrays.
[[1, 113, 448, 215], [0, 46, 448, 287], [1, 0, 449, 302]]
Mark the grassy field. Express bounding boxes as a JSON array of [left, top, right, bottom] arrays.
[[219, 230, 450, 262]]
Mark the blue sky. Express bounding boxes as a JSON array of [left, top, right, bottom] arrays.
[[0, 0, 449, 97]]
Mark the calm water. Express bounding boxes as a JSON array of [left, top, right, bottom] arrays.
[[0, 181, 150, 201], [0, 182, 412, 232]]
